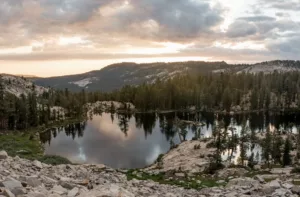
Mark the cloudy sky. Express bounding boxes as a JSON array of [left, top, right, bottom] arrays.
[[1, 0, 300, 77]]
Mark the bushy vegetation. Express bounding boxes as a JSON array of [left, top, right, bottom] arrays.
[[126, 170, 226, 189], [38, 155, 72, 165]]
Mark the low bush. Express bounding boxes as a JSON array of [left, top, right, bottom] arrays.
[[38, 155, 72, 165]]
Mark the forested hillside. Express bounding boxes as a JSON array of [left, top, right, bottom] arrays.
[[0, 76, 87, 130], [2, 70, 300, 131], [33, 60, 300, 92], [102, 71, 300, 112]]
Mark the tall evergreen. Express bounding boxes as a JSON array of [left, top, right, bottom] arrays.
[[283, 137, 292, 167]]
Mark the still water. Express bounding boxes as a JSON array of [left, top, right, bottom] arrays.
[[40, 112, 300, 169]]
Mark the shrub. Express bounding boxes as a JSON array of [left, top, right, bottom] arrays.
[[194, 144, 201, 150], [156, 154, 164, 163], [291, 167, 300, 174], [38, 155, 72, 165], [204, 162, 224, 175]]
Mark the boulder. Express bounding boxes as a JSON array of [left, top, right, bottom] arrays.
[[58, 181, 76, 190], [10, 187, 26, 196], [0, 151, 8, 160], [3, 189, 15, 197], [51, 185, 68, 195], [260, 186, 276, 195], [2, 178, 23, 191], [265, 179, 281, 189], [26, 177, 42, 187], [33, 160, 43, 169], [67, 187, 79, 197], [282, 182, 294, 189], [254, 175, 265, 183], [291, 186, 300, 195]]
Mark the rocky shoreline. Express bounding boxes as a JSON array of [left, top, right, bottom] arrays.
[[1, 139, 300, 197]]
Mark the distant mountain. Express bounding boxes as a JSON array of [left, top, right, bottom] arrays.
[[0, 74, 48, 97], [33, 60, 300, 92], [236, 60, 300, 74]]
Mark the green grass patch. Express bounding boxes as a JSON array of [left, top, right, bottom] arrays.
[[293, 180, 300, 185], [0, 133, 43, 160], [245, 170, 272, 177], [261, 164, 282, 169], [38, 155, 72, 165], [0, 132, 71, 165], [156, 154, 164, 163], [264, 177, 277, 182], [126, 170, 226, 190]]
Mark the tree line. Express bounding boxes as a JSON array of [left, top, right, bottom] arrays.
[[0, 77, 88, 130], [105, 71, 300, 111], [2, 71, 300, 130]]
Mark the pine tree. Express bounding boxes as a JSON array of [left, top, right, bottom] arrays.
[[248, 152, 256, 169], [28, 92, 39, 127], [0, 76, 7, 129], [283, 137, 292, 167], [239, 122, 249, 166], [262, 128, 272, 168]]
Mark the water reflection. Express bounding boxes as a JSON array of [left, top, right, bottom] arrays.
[[40, 111, 300, 169]]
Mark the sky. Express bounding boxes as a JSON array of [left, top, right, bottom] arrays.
[[0, 0, 300, 77]]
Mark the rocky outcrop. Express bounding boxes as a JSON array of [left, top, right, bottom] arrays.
[[144, 140, 215, 175], [0, 150, 299, 196], [85, 101, 135, 113]]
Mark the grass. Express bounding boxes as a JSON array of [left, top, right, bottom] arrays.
[[245, 170, 272, 178], [261, 164, 282, 169], [293, 179, 300, 185], [0, 132, 72, 165], [0, 132, 44, 160], [126, 170, 226, 190]]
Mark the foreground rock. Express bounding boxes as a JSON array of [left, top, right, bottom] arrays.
[[145, 140, 215, 175], [0, 149, 298, 197]]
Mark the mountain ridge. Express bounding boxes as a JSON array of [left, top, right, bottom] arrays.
[[29, 60, 300, 92]]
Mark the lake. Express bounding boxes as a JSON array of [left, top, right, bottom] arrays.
[[40, 111, 300, 169]]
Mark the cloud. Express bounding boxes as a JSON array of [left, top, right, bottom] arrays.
[[226, 20, 257, 38], [107, 0, 224, 41], [238, 16, 276, 22], [267, 35, 300, 59], [0, 0, 300, 65], [269, 1, 300, 11]]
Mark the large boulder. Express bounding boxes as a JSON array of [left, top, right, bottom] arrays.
[[2, 178, 23, 191], [264, 179, 281, 189], [291, 186, 300, 195], [26, 177, 42, 188]]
